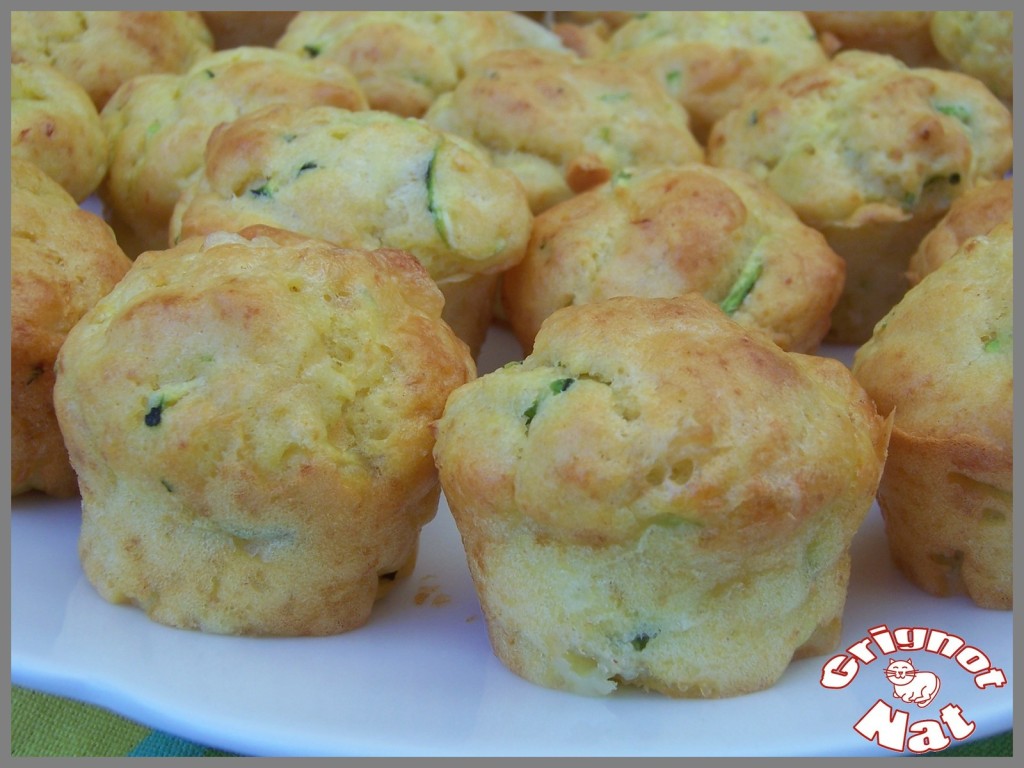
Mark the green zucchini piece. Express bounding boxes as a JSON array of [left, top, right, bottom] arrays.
[[935, 104, 972, 124], [523, 377, 576, 428], [426, 144, 452, 246], [720, 254, 764, 315]]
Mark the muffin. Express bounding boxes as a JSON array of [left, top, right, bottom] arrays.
[[200, 11, 297, 49], [707, 50, 1013, 343], [931, 11, 1013, 105], [53, 226, 475, 636], [424, 47, 703, 214], [804, 12, 943, 68], [100, 46, 367, 257], [276, 10, 566, 117], [502, 163, 845, 354], [170, 105, 532, 355], [852, 221, 1013, 609], [553, 11, 636, 32], [548, 12, 638, 58], [603, 11, 829, 144], [551, 19, 613, 59], [11, 62, 109, 203], [10, 11, 214, 109], [908, 178, 1012, 285], [11, 158, 132, 498], [435, 294, 890, 697]]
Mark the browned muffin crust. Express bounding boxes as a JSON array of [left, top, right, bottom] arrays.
[[436, 294, 889, 697], [54, 226, 475, 635], [11, 11, 214, 109], [11, 159, 132, 498], [853, 222, 1013, 609], [502, 163, 844, 354]]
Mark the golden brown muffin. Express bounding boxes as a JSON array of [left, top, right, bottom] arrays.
[[11, 158, 132, 498], [804, 11, 944, 68], [100, 46, 367, 258], [435, 294, 889, 698], [170, 105, 532, 356], [604, 11, 829, 144], [502, 163, 845, 355], [931, 11, 1013, 105], [276, 10, 566, 117], [554, 11, 637, 31], [551, 20, 613, 59], [10, 11, 214, 110], [200, 11, 297, 49], [908, 178, 1012, 285], [53, 226, 475, 636], [852, 222, 1013, 610], [707, 50, 1013, 343], [549, 12, 637, 58], [424, 47, 703, 215], [11, 62, 109, 202]]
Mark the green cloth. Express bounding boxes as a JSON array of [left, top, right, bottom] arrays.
[[928, 730, 1013, 758], [10, 684, 1012, 757], [11, 687, 235, 757]]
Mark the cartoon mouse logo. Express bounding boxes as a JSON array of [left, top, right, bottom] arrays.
[[885, 659, 941, 707]]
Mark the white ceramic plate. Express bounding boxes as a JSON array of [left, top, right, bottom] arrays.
[[11, 327, 1013, 757]]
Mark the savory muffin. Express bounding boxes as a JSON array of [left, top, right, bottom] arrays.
[[11, 61, 109, 202], [931, 11, 1013, 105], [908, 178, 1012, 285], [200, 11, 297, 49], [550, 19, 613, 59], [603, 11, 829, 144], [53, 226, 475, 636], [11, 158, 132, 498], [170, 105, 532, 355], [803, 11, 943, 67], [10, 11, 214, 109], [707, 50, 1013, 343], [549, 11, 636, 58], [424, 47, 703, 214], [852, 221, 1013, 609], [553, 11, 637, 31], [502, 163, 845, 354], [276, 10, 566, 117], [435, 294, 889, 697], [100, 46, 367, 257]]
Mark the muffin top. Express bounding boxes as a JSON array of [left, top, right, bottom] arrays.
[[436, 294, 889, 550], [11, 10, 214, 109], [11, 61, 109, 202], [707, 50, 1013, 231], [276, 10, 566, 117], [554, 11, 637, 31], [931, 11, 1013, 104], [11, 158, 131, 351], [200, 11, 297, 49], [604, 11, 829, 142], [548, 11, 633, 57], [853, 220, 1013, 448], [502, 163, 844, 354], [100, 46, 367, 254], [549, 21, 611, 60], [803, 11, 942, 67], [11, 159, 132, 498], [55, 226, 475, 511], [424, 47, 704, 214], [908, 178, 1012, 285], [171, 105, 532, 282]]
